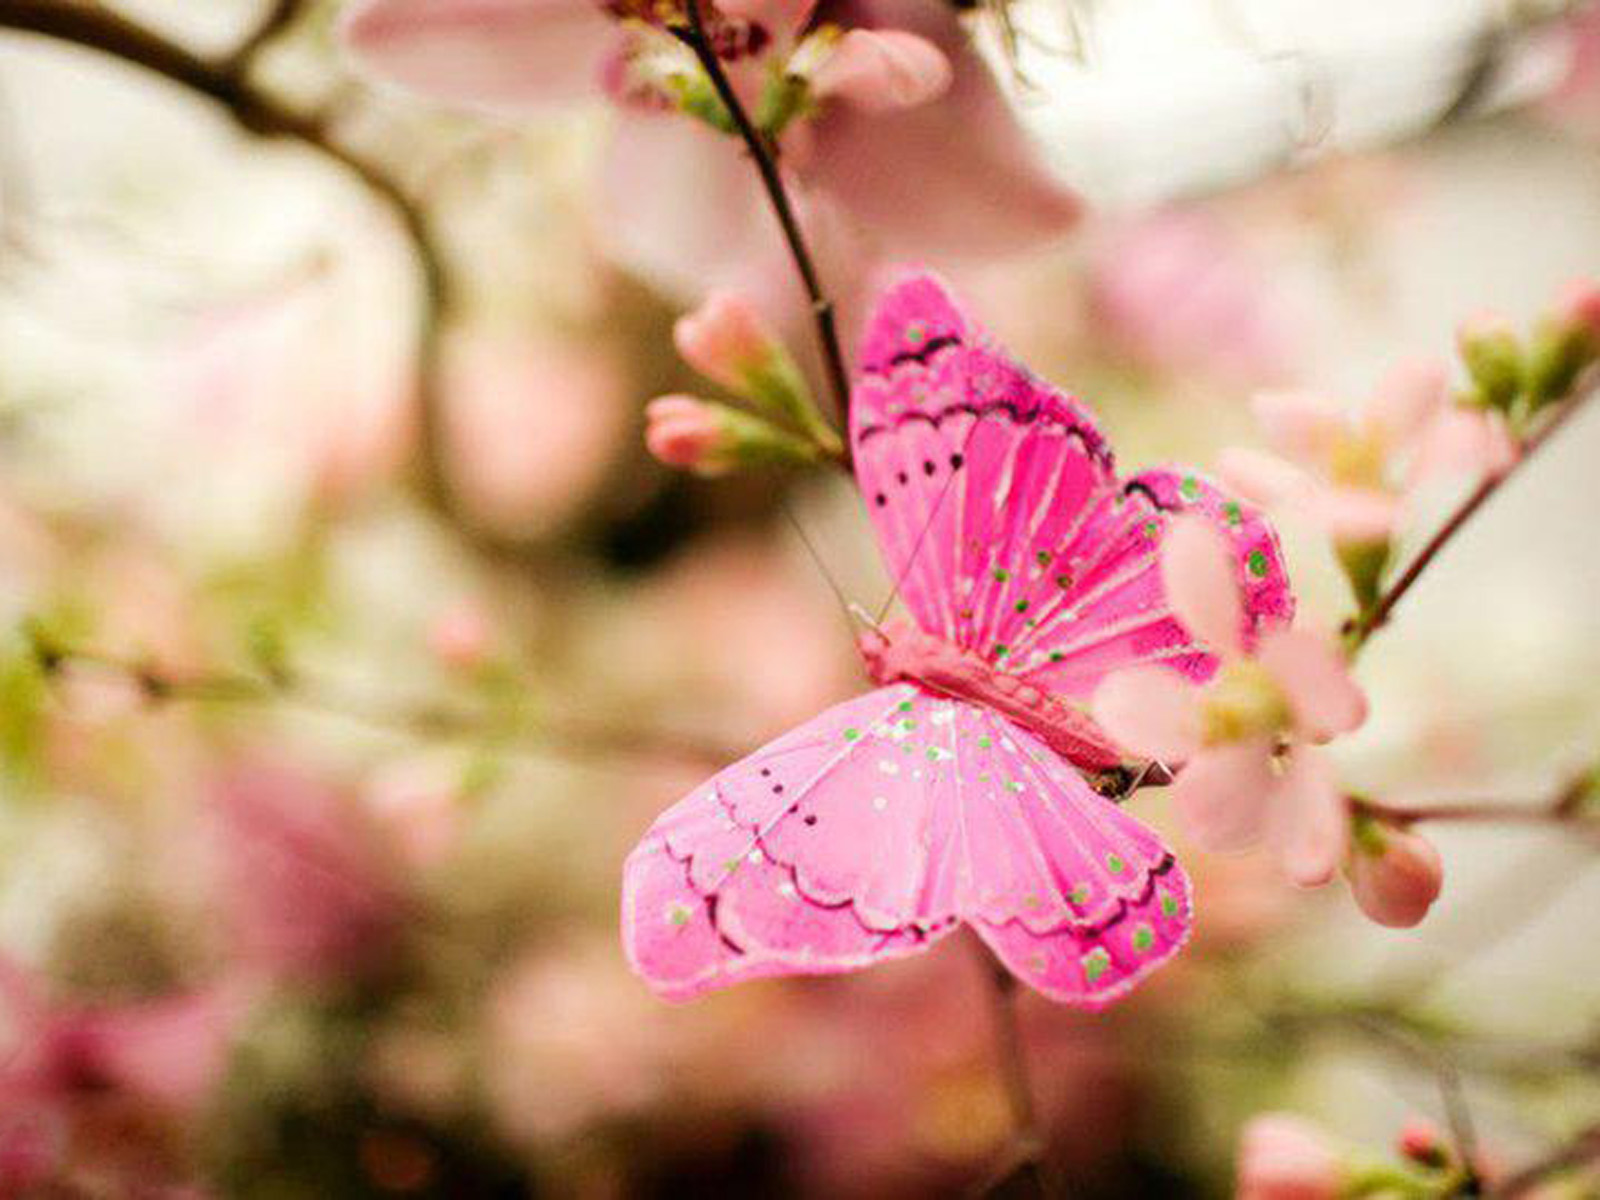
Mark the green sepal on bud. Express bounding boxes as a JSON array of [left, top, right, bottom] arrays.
[[755, 71, 811, 140], [1523, 316, 1597, 412], [1336, 536, 1391, 614], [741, 353, 843, 458], [645, 395, 829, 477], [667, 70, 735, 134], [1456, 314, 1524, 413], [673, 291, 843, 460]]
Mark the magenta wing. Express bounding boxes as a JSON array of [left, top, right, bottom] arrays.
[[622, 686, 1190, 1006], [851, 273, 1292, 698]]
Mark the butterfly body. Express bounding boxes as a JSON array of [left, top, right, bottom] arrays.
[[858, 619, 1123, 769], [622, 273, 1295, 1008]]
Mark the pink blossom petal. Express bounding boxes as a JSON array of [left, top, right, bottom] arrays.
[[597, 111, 802, 305], [1257, 629, 1367, 741], [1367, 356, 1449, 449], [1410, 407, 1520, 485], [804, 0, 1079, 259], [1310, 485, 1400, 543], [1091, 667, 1203, 762], [1237, 1114, 1343, 1200], [340, 0, 614, 112], [812, 30, 952, 114], [1252, 389, 1345, 465], [1172, 740, 1277, 853], [1162, 514, 1245, 657], [1217, 447, 1315, 510], [1268, 748, 1347, 888]]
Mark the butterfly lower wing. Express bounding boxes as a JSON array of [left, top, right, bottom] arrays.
[[622, 685, 962, 1001], [623, 686, 1192, 1007], [956, 705, 1193, 1006]]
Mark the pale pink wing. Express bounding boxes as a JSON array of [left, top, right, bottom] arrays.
[[852, 273, 1292, 701], [959, 707, 1191, 1006], [623, 685, 959, 1001], [622, 686, 1190, 1006]]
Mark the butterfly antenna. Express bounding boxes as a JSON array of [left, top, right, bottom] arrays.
[[873, 416, 984, 626], [779, 494, 859, 636]]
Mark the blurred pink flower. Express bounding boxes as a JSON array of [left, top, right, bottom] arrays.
[[1555, 276, 1600, 342], [0, 957, 241, 1192], [342, 0, 1079, 304], [426, 598, 496, 673], [1236, 1114, 1343, 1200], [363, 756, 465, 871], [444, 333, 628, 532], [1220, 359, 1517, 545], [1544, 6, 1600, 135], [1093, 517, 1365, 887], [1397, 1117, 1448, 1168], [482, 938, 733, 1144], [624, 534, 850, 734], [171, 275, 412, 517], [1088, 210, 1295, 385], [1345, 820, 1443, 929], [210, 762, 406, 984]]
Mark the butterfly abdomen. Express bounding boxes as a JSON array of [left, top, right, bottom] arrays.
[[860, 621, 1123, 770]]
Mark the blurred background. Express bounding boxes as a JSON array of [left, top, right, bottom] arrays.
[[1, 0, 1599, 1195]]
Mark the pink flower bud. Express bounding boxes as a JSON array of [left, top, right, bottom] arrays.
[[1347, 822, 1443, 929], [810, 30, 952, 114], [645, 395, 729, 476], [1554, 277, 1600, 342], [673, 291, 773, 392], [1398, 1118, 1449, 1168], [427, 601, 494, 672], [1237, 1114, 1343, 1200]]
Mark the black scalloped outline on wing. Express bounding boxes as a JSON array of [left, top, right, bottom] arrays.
[[854, 399, 1114, 470], [665, 783, 1180, 961], [865, 333, 965, 375]]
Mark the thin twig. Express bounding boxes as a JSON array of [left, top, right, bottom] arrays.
[[0, 1, 520, 558], [29, 636, 742, 770], [671, 0, 853, 448], [970, 938, 1050, 1197], [224, 0, 302, 76], [1348, 373, 1599, 651], [1492, 1124, 1600, 1198], [1349, 771, 1597, 835]]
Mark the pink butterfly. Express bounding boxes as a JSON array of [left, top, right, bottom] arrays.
[[622, 274, 1294, 1006]]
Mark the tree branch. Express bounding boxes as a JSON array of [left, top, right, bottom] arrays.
[[26, 634, 743, 771], [1349, 770, 1598, 838], [0, 0, 534, 560], [1492, 1124, 1600, 1198], [969, 937, 1051, 1197], [672, 0, 853, 450], [1347, 370, 1599, 651]]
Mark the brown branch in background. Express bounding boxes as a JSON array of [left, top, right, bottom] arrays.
[[1492, 1124, 1600, 1198], [0, 0, 526, 558], [1349, 770, 1598, 838], [1347, 369, 1599, 652], [26, 634, 742, 771], [225, 0, 302, 76], [672, 0, 854, 449], [969, 938, 1051, 1198]]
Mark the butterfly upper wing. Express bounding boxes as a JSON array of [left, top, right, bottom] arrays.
[[851, 273, 1293, 700], [623, 686, 1190, 1006]]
